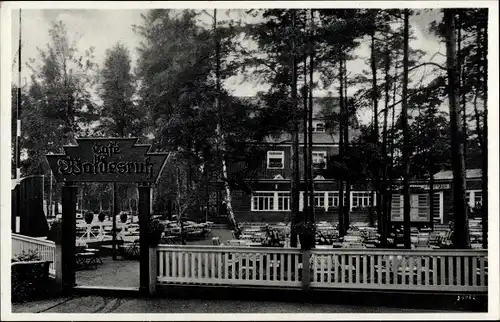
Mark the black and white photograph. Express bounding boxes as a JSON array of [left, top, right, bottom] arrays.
[[1, 1, 498, 319]]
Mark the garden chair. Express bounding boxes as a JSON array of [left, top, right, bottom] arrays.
[[212, 237, 221, 246]]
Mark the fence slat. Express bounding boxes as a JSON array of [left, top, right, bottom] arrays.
[[172, 252, 177, 278], [327, 255, 332, 284], [280, 253, 285, 282], [432, 256, 437, 286], [472, 256, 477, 286], [355, 256, 360, 285], [159, 251, 164, 278], [440, 257, 446, 286], [479, 256, 485, 286], [464, 256, 469, 286], [448, 256, 453, 286], [166, 252, 170, 278], [417, 257, 422, 286], [341, 255, 346, 284], [424, 257, 430, 286]]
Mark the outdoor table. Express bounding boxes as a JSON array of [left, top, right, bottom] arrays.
[[315, 245, 334, 249], [246, 242, 262, 247], [85, 248, 103, 264], [119, 241, 140, 258], [244, 228, 261, 233], [75, 252, 100, 269]]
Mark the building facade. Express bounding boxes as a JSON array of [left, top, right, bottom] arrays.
[[227, 97, 484, 225]]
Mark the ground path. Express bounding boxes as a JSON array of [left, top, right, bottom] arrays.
[[12, 295, 460, 313]]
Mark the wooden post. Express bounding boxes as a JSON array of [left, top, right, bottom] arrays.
[[61, 182, 77, 291], [112, 182, 117, 260], [301, 250, 311, 293], [149, 247, 157, 296], [54, 243, 63, 293], [138, 182, 152, 294]]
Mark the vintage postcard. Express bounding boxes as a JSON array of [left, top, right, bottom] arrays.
[[1, 1, 498, 320]]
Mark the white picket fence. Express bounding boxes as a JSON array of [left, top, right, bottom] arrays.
[[12, 233, 56, 277], [156, 245, 488, 293], [157, 245, 303, 287], [310, 248, 487, 292]]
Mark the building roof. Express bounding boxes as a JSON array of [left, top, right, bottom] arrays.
[[237, 95, 340, 119], [237, 95, 358, 145], [433, 169, 482, 180]]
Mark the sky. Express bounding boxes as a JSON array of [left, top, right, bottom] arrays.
[[7, 7, 452, 128]]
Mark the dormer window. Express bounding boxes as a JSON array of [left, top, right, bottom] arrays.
[[315, 122, 325, 132], [267, 151, 284, 169], [312, 151, 327, 169]]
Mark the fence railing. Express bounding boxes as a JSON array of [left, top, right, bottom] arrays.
[[156, 245, 488, 293], [12, 233, 56, 277], [310, 248, 487, 292], [157, 245, 302, 287]]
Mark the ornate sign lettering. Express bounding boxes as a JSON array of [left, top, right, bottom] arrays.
[[46, 138, 170, 183]]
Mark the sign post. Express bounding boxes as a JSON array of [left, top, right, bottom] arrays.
[[61, 182, 77, 291], [47, 138, 169, 293], [138, 182, 152, 294]]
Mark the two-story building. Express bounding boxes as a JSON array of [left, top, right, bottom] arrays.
[[222, 96, 484, 226]]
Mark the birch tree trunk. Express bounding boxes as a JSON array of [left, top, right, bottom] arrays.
[[214, 9, 239, 235]]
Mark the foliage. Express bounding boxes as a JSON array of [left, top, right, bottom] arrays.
[[294, 221, 316, 236], [261, 227, 285, 247], [147, 219, 165, 246], [12, 250, 41, 262], [47, 219, 63, 243], [98, 212, 106, 222], [97, 42, 143, 138], [120, 212, 128, 223], [84, 212, 94, 224]]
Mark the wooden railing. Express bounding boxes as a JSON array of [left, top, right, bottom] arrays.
[[156, 245, 488, 294], [12, 233, 56, 277], [157, 245, 302, 287], [310, 248, 487, 292]]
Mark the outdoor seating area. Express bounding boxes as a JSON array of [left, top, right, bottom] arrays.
[[216, 220, 483, 251], [75, 241, 103, 270]]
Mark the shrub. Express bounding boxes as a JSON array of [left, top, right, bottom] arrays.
[[98, 212, 106, 222], [47, 219, 63, 243], [295, 221, 316, 250], [12, 250, 40, 262], [148, 219, 165, 247], [120, 212, 128, 223], [84, 212, 94, 224], [262, 227, 284, 247]]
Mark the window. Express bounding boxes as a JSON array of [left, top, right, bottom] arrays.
[[312, 151, 327, 169], [278, 192, 290, 211], [416, 194, 429, 219], [327, 192, 347, 208], [267, 151, 284, 169], [352, 191, 373, 208], [391, 194, 403, 221], [466, 190, 482, 208], [432, 192, 443, 223], [314, 192, 325, 208], [252, 192, 274, 211], [474, 191, 482, 206], [314, 122, 325, 132]]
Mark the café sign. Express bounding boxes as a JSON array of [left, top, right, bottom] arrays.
[[46, 138, 169, 183]]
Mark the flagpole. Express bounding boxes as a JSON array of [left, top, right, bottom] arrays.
[[16, 9, 22, 181]]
